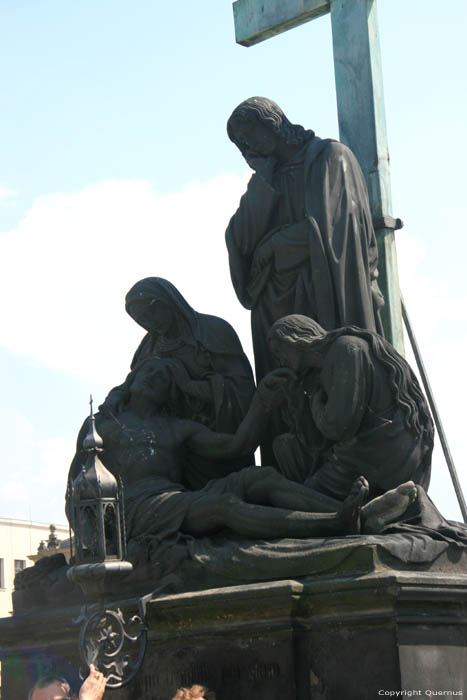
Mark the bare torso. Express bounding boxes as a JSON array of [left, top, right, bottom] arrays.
[[95, 411, 196, 485]]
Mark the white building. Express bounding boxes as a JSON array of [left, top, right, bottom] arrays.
[[0, 518, 68, 618]]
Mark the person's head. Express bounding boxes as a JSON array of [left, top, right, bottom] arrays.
[[171, 685, 207, 700], [227, 96, 314, 161], [268, 314, 327, 371], [125, 278, 182, 337], [29, 676, 74, 700], [270, 314, 435, 452], [129, 357, 172, 403], [127, 356, 176, 410]]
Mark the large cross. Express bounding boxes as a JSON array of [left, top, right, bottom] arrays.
[[232, 0, 404, 353]]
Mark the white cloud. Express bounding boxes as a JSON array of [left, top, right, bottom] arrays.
[[0, 174, 252, 393], [0, 186, 17, 207], [3, 481, 29, 503], [38, 436, 77, 486], [0, 407, 72, 523]]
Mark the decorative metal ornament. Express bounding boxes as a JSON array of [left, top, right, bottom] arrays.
[[74, 603, 147, 689]]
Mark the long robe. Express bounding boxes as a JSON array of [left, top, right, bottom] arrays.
[[226, 137, 384, 384]]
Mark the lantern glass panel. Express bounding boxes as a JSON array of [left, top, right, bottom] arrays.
[[78, 504, 99, 559], [104, 502, 119, 557]]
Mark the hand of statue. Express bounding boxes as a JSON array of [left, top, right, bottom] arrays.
[[251, 237, 274, 277], [79, 664, 106, 700], [163, 360, 212, 401], [257, 368, 296, 411], [247, 154, 276, 181]]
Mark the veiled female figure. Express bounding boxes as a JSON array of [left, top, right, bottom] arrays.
[[103, 278, 256, 487]]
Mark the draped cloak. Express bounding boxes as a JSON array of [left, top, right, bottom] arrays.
[[225, 137, 384, 384]]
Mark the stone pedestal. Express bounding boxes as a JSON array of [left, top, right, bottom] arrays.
[[2, 544, 467, 699]]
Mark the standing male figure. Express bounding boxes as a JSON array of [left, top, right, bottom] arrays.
[[226, 96, 384, 386]]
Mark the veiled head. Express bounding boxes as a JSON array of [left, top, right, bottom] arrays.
[[125, 277, 185, 336]]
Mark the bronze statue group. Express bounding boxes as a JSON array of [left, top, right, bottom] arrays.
[[68, 97, 467, 594]]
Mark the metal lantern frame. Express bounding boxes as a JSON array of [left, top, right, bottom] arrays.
[[69, 468, 128, 566], [67, 401, 145, 690]]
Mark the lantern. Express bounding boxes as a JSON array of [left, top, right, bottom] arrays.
[[67, 399, 132, 596], [67, 401, 146, 689]]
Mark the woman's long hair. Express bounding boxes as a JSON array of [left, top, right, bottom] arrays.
[[269, 315, 434, 446]]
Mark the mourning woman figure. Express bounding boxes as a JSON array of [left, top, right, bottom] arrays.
[[268, 315, 434, 503], [103, 277, 256, 487]]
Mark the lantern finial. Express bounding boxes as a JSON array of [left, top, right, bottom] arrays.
[[82, 394, 104, 452]]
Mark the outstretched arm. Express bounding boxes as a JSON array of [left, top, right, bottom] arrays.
[[185, 369, 293, 459]]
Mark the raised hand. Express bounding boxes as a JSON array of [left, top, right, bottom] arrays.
[[257, 368, 296, 411], [253, 236, 275, 271], [246, 154, 276, 181], [79, 664, 106, 700]]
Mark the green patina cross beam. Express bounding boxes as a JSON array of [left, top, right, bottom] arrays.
[[232, 0, 404, 353]]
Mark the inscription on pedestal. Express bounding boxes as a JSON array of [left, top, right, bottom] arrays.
[[114, 636, 290, 700]]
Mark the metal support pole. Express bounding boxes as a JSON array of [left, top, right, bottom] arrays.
[[330, 0, 404, 353], [401, 295, 467, 523]]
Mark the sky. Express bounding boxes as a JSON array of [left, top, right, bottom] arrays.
[[0, 0, 466, 529]]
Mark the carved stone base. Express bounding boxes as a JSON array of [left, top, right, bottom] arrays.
[[2, 545, 467, 699]]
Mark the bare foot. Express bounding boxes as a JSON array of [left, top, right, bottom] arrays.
[[79, 664, 107, 700], [362, 481, 417, 534], [338, 476, 370, 535]]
